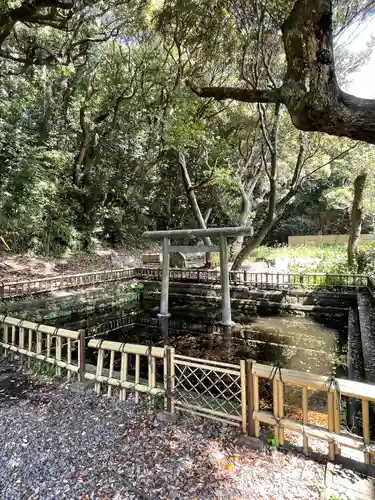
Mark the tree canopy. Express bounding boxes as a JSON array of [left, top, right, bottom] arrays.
[[0, 0, 374, 260]]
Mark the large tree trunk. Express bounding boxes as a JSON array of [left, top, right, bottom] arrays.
[[178, 152, 213, 266], [348, 173, 367, 269], [187, 0, 375, 145]]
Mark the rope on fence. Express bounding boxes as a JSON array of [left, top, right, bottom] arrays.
[[268, 362, 283, 384], [326, 374, 342, 411]]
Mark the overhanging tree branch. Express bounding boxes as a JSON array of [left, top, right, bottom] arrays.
[[187, 0, 375, 145], [186, 79, 280, 103]]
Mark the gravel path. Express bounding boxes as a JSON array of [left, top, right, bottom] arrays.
[[0, 361, 326, 500]]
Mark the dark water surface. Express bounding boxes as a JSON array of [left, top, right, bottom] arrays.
[[51, 300, 347, 377]]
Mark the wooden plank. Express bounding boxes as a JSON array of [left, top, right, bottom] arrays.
[[144, 226, 254, 240], [273, 378, 279, 440], [253, 375, 260, 437], [254, 411, 375, 453], [176, 406, 241, 427], [240, 360, 247, 434], [28, 328, 32, 367], [36, 329, 42, 355], [10, 325, 16, 360], [327, 392, 336, 460], [135, 354, 140, 403], [95, 349, 104, 395], [168, 245, 219, 254], [0, 316, 79, 340], [302, 387, 309, 454], [174, 354, 239, 369], [120, 352, 128, 401], [362, 399, 371, 465], [67, 338, 72, 382], [46, 333, 51, 359], [333, 392, 341, 456], [107, 350, 115, 397], [253, 362, 375, 401], [174, 359, 240, 376], [278, 380, 284, 446], [19, 327, 25, 350], [174, 400, 242, 422], [0, 343, 78, 371], [88, 339, 164, 358], [246, 360, 255, 437], [56, 336, 62, 377]]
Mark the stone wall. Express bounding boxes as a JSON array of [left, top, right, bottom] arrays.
[[0, 281, 138, 322], [288, 234, 375, 246]]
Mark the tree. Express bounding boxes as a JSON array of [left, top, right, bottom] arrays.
[[186, 0, 375, 144], [230, 105, 358, 269], [348, 173, 367, 269]]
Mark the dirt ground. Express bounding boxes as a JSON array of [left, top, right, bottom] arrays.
[[0, 360, 332, 500], [0, 250, 144, 282]]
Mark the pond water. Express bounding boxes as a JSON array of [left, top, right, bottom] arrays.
[[51, 300, 348, 377]]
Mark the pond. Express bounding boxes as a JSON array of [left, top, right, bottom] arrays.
[[50, 300, 348, 378]]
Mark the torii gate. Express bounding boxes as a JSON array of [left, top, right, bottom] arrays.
[[143, 227, 253, 330]]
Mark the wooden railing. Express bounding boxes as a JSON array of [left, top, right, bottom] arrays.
[[85, 339, 166, 402], [83, 339, 375, 465], [85, 311, 138, 339], [0, 315, 83, 380], [0, 268, 134, 298], [2, 326, 375, 465], [251, 362, 375, 464], [135, 267, 368, 290], [0, 267, 371, 300]]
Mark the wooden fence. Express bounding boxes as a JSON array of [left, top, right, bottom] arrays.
[[0, 268, 134, 298], [84, 340, 375, 465], [135, 267, 368, 290], [0, 267, 371, 300], [0, 315, 83, 380], [2, 325, 375, 465], [85, 339, 166, 402]]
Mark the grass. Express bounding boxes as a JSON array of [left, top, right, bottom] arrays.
[[245, 243, 375, 274]]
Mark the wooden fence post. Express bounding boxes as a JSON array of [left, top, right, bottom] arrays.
[[327, 391, 336, 460], [78, 329, 86, 383], [245, 359, 255, 436], [165, 346, 175, 414]]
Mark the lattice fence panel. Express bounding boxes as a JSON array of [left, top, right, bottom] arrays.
[[173, 356, 245, 425]]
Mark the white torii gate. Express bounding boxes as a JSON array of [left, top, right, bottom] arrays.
[[143, 227, 253, 327]]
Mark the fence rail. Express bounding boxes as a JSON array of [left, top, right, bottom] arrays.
[[0, 267, 371, 299], [0, 268, 134, 298], [83, 340, 375, 465], [0, 315, 82, 380], [251, 362, 375, 464], [85, 339, 165, 401], [135, 267, 368, 290], [2, 328, 375, 465]]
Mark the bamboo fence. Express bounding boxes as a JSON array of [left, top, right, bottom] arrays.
[[84, 338, 375, 465], [0, 315, 83, 380], [85, 339, 166, 402], [1, 322, 375, 465]]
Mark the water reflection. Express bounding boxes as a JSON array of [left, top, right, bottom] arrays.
[[55, 302, 347, 377]]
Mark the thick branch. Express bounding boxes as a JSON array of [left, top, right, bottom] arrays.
[[188, 0, 375, 145], [186, 79, 279, 103]]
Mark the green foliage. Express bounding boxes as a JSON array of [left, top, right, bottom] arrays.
[[266, 432, 280, 450], [0, 0, 375, 259], [247, 243, 375, 274]]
